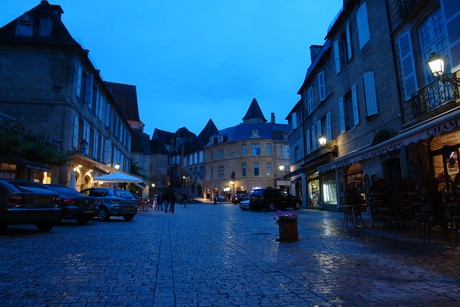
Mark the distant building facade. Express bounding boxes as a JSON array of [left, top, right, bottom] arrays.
[[204, 99, 290, 201], [0, 1, 134, 188]]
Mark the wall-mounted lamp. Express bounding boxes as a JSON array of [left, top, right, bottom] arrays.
[[427, 52, 460, 85], [318, 135, 327, 146], [114, 163, 120, 170], [151, 183, 155, 188]]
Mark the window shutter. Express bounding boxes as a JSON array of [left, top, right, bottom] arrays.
[[76, 65, 82, 98], [93, 131, 98, 159], [334, 40, 341, 73], [73, 115, 79, 149], [306, 128, 311, 154], [318, 71, 326, 101], [338, 97, 345, 133], [307, 87, 314, 113], [351, 84, 360, 126], [363, 71, 378, 116], [326, 112, 332, 140], [346, 22, 353, 61], [85, 74, 93, 106], [357, 2, 370, 49], [316, 120, 322, 141], [398, 31, 418, 100], [311, 125, 317, 150]]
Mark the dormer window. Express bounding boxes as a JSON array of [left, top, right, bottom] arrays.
[[209, 137, 214, 144], [218, 136, 224, 143], [39, 17, 53, 37], [16, 16, 33, 37], [251, 129, 260, 138]]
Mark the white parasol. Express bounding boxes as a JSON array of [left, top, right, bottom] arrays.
[[93, 171, 144, 183]]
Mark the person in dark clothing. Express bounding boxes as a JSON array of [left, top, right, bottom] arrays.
[[164, 186, 176, 213]]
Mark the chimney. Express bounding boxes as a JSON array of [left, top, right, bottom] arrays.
[[271, 112, 275, 123]]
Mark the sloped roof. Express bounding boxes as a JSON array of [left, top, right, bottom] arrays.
[[206, 122, 288, 148], [150, 138, 170, 155], [104, 82, 140, 122], [175, 127, 196, 139], [198, 119, 218, 138], [0, 1, 76, 46], [131, 130, 151, 155], [152, 128, 175, 141], [242, 98, 267, 123]]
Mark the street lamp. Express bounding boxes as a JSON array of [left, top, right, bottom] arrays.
[[427, 52, 460, 85], [318, 135, 327, 146]]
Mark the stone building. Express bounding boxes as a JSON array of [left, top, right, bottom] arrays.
[[0, 1, 134, 188], [286, 0, 460, 210], [204, 98, 290, 201]]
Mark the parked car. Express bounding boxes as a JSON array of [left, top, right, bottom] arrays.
[[44, 184, 98, 224], [0, 179, 61, 231], [80, 188, 138, 221], [239, 199, 250, 211], [232, 194, 248, 204], [249, 188, 301, 211]]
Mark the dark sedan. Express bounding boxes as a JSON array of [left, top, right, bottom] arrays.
[[80, 188, 138, 221], [0, 179, 61, 231], [45, 184, 98, 224]]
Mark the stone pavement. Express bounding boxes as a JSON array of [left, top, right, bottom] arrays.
[[1, 203, 460, 306]]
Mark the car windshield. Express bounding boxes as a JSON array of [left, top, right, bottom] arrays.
[[49, 185, 80, 196], [114, 190, 135, 199]]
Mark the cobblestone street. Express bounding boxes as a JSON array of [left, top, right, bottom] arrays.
[[1, 203, 460, 306]]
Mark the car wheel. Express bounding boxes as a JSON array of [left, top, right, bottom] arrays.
[[268, 202, 276, 211], [36, 223, 53, 232], [98, 207, 110, 221], [294, 202, 301, 210], [123, 214, 135, 221]]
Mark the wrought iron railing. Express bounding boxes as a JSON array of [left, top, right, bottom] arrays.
[[410, 76, 460, 117], [398, 0, 421, 17]]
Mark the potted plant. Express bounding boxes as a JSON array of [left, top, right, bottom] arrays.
[[274, 210, 299, 242]]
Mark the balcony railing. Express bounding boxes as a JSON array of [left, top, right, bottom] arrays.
[[410, 76, 460, 117], [398, 0, 422, 17]]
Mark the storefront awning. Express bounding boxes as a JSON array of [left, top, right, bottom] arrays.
[[318, 106, 460, 172]]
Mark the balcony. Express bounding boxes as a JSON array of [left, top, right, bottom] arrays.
[[398, 0, 425, 18], [410, 76, 459, 117]]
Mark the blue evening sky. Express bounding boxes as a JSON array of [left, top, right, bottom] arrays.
[[2, 0, 343, 136]]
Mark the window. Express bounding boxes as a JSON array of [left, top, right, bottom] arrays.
[[419, 10, 448, 84], [318, 71, 326, 101], [266, 162, 272, 176], [242, 163, 247, 177], [282, 145, 289, 159], [362, 71, 378, 116], [265, 143, 272, 156], [219, 165, 225, 179], [17, 17, 32, 36], [338, 85, 359, 132], [38, 18, 52, 37], [356, 2, 370, 49], [218, 149, 224, 159], [210, 167, 214, 179], [311, 124, 317, 151], [251, 143, 261, 156], [291, 112, 297, 130], [241, 144, 247, 156], [334, 23, 353, 74], [295, 145, 300, 161], [76, 65, 93, 104], [254, 163, 260, 176]]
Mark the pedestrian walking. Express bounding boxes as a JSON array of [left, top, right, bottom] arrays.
[[213, 195, 217, 205], [167, 186, 176, 213], [163, 191, 169, 213], [156, 194, 163, 211]]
